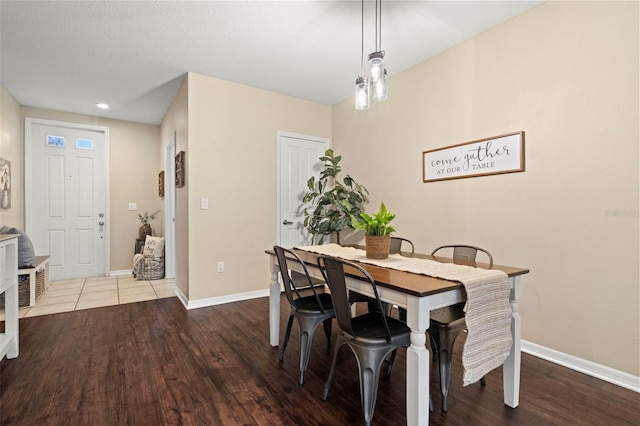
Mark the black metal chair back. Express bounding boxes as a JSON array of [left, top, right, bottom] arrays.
[[431, 244, 493, 267], [318, 256, 391, 342], [389, 237, 415, 256], [274, 245, 327, 313]]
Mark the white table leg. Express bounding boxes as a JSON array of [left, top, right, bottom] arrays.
[[405, 296, 430, 425], [503, 276, 522, 407], [269, 261, 281, 347], [5, 274, 19, 359]]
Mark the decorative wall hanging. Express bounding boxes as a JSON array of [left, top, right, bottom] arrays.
[[422, 131, 525, 183], [0, 158, 11, 209], [175, 151, 185, 188], [158, 171, 165, 197]]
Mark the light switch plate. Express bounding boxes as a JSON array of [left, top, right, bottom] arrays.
[[201, 198, 209, 209], [128, 203, 137, 211]]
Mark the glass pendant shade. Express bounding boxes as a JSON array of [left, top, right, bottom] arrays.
[[373, 69, 387, 101], [368, 51, 385, 85], [355, 76, 370, 110]]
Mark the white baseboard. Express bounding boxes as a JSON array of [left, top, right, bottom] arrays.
[[176, 288, 270, 310], [521, 340, 640, 393], [109, 269, 132, 276]]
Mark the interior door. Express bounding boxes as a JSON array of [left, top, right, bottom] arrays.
[[26, 118, 109, 281], [164, 133, 176, 280], [277, 132, 328, 248]]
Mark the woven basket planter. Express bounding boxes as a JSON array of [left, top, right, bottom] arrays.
[[365, 235, 391, 259]]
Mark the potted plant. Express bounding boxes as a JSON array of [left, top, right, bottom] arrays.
[[138, 210, 160, 240], [351, 202, 396, 259], [302, 149, 369, 245]]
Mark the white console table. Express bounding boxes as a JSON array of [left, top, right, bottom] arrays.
[[0, 234, 19, 361]]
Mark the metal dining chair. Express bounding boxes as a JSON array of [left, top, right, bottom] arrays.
[[273, 245, 335, 385], [318, 256, 411, 426], [429, 244, 493, 412]]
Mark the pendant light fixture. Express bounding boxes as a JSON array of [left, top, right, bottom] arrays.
[[373, 68, 387, 101], [369, 0, 387, 101], [355, 0, 387, 109], [355, 0, 370, 110]]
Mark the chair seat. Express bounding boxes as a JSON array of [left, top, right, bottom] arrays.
[[293, 292, 334, 313], [351, 312, 411, 345], [430, 304, 466, 329]]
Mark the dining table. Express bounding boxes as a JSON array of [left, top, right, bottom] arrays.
[[265, 245, 529, 425]]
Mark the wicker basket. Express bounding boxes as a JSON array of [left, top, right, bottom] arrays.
[[136, 257, 165, 280], [365, 235, 391, 259], [0, 269, 46, 308]]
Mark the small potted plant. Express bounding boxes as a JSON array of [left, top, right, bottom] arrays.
[[138, 210, 160, 240], [351, 202, 396, 259]]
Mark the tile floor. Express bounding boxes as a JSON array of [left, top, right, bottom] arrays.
[[4, 275, 176, 319]]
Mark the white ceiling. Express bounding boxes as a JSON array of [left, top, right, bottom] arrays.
[[0, 1, 542, 125]]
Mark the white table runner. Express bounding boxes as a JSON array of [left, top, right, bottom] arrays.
[[295, 243, 512, 385]]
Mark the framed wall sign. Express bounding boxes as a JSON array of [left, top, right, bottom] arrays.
[[422, 131, 525, 183], [175, 151, 185, 188]]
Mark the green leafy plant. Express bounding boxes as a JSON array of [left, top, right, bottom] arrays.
[[138, 210, 160, 226], [302, 149, 369, 244], [351, 202, 396, 236]]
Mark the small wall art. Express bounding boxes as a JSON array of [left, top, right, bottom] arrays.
[[158, 171, 165, 197], [175, 151, 185, 188], [0, 158, 11, 209]]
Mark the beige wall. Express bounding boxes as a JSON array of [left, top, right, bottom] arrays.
[[0, 86, 23, 228], [16, 106, 162, 271], [160, 75, 189, 297], [333, 1, 639, 376], [181, 72, 331, 301]]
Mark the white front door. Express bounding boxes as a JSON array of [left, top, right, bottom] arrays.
[[26, 118, 109, 281], [277, 131, 328, 248]]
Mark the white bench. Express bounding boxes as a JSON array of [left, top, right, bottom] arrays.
[[17, 255, 50, 307]]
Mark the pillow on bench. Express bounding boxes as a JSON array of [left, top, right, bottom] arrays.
[[143, 235, 164, 258], [0, 226, 36, 268]]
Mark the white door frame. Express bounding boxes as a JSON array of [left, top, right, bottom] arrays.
[[276, 131, 329, 247], [164, 133, 177, 279], [24, 117, 111, 277]]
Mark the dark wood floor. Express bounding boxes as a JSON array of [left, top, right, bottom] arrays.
[[1, 295, 638, 425]]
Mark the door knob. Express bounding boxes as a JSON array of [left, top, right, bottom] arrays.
[[282, 220, 293, 225]]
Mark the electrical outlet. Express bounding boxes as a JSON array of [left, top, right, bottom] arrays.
[[217, 262, 224, 273], [128, 203, 137, 211]]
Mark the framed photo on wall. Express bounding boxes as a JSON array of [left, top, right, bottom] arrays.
[[158, 171, 165, 197], [175, 151, 185, 187]]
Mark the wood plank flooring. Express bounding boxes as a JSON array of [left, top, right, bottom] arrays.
[[1, 295, 638, 425]]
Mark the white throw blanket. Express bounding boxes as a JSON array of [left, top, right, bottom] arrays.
[[296, 243, 512, 386]]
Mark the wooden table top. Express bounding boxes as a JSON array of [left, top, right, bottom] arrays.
[[266, 247, 529, 298]]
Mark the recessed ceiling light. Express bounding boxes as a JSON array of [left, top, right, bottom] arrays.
[[95, 102, 110, 109]]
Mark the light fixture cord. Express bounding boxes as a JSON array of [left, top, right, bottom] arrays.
[[378, 0, 382, 51], [375, 0, 379, 52], [361, 0, 365, 76]]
